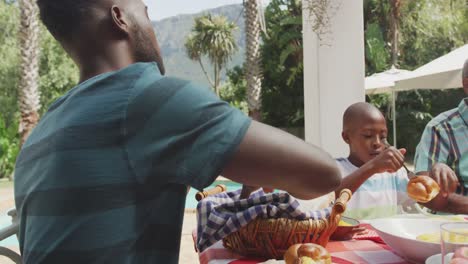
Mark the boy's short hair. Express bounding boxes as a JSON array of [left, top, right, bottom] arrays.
[[342, 102, 383, 131]]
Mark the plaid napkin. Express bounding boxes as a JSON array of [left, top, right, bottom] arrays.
[[196, 189, 332, 252]]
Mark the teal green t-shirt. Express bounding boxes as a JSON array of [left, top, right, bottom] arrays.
[[14, 62, 251, 263]]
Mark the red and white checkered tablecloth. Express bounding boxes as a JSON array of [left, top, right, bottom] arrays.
[[193, 224, 410, 264]]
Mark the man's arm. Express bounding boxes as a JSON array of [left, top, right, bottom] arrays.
[[420, 191, 468, 214], [414, 124, 459, 196], [333, 147, 406, 197], [417, 164, 459, 197], [222, 121, 341, 200], [417, 168, 466, 214]]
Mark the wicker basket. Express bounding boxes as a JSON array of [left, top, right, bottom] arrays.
[[224, 189, 351, 259]]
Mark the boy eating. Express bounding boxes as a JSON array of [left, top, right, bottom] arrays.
[[334, 102, 414, 219]]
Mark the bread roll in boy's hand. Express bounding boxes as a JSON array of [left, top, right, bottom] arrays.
[[284, 243, 331, 264], [407, 175, 441, 203]]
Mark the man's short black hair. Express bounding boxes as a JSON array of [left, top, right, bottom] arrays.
[[36, 0, 96, 41]]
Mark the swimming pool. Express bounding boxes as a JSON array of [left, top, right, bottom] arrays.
[[185, 180, 242, 209], [0, 214, 18, 248]]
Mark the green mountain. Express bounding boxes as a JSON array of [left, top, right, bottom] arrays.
[[152, 4, 246, 87]]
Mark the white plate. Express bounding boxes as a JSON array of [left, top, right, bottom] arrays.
[[370, 217, 446, 264], [425, 253, 454, 264]]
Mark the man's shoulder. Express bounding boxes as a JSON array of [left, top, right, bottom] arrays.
[[426, 107, 460, 129], [134, 67, 214, 101], [135, 64, 186, 89]]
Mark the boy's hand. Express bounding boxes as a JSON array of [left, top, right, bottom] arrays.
[[369, 147, 406, 174], [430, 163, 459, 197]]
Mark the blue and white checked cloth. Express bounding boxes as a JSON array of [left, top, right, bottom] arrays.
[[196, 189, 332, 252]]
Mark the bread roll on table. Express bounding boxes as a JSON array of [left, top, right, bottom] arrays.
[[284, 243, 331, 264]]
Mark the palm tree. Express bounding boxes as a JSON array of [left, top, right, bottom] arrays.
[[389, 0, 401, 66], [185, 14, 238, 96], [18, 0, 41, 145], [244, 0, 263, 121], [240, 0, 268, 198]]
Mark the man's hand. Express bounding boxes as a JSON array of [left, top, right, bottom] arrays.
[[430, 163, 459, 197], [420, 191, 449, 212], [368, 147, 406, 174]]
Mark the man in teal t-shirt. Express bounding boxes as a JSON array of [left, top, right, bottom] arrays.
[[15, 1, 343, 263]]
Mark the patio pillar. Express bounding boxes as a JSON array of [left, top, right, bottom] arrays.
[[302, 0, 365, 158]]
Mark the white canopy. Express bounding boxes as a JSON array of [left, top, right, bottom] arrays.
[[364, 45, 468, 146], [395, 44, 468, 91], [365, 66, 411, 95], [364, 66, 412, 146]]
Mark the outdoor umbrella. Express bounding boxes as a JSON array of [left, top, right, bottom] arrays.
[[396, 44, 468, 91], [365, 66, 412, 146]]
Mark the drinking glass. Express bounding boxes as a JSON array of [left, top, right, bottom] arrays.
[[440, 222, 468, 264]]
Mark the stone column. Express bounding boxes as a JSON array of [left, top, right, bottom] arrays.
[[303, 0, 365, 158]]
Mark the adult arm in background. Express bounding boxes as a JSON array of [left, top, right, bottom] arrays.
[[414, 122, 466, 214], [333, 147, 406, 198], [222, 121, 342, 200], [414, 124, 459, 196]]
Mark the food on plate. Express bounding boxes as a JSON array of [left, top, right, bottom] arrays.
[[331, 217, 360, 241], [284, 243, 331, 264], [407, 175, 440, 203], [338, 220, 352, 226], [416, 232, 440, 243], [417, 230, 468, 243]]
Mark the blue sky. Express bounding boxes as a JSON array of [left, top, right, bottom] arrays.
[[144, 0, 270, 21]]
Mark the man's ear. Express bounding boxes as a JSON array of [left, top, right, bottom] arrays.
[[342, 131, 350, 144], [110, 5, 130, 35]]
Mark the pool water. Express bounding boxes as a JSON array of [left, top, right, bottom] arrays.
[[0, 214, 18, 248], [185, 180, 242, 209]]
